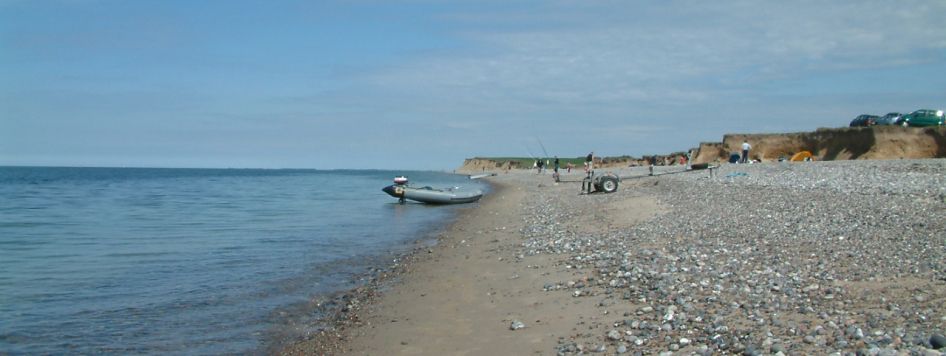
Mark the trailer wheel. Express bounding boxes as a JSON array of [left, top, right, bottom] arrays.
[[597, 176, 619, 193]]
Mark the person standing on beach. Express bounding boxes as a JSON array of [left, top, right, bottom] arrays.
[[552, 156, 561, 182], [741, 140, 752, 163], [584, 152, 594, 177]]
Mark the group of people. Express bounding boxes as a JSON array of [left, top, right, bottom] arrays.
[[533, 156, 562, 174], [533, 152, 596, 178]]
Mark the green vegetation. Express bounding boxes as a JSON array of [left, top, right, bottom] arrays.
[[473, 157, 581, 166], [472, 156, 633, 167]]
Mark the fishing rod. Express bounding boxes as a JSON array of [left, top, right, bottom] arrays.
[[536, 137, 550, 161], [522, 142, 538, 160]]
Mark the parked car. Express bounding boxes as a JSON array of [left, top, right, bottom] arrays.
[[849, 114, 879, 127], [874, 112, 902, 125], [898, 109, 945, 127]]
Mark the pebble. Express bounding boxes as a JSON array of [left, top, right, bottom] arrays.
[[932, 334, 946, 349], [510, 320, 526, 330], [743, 344, 761, 356]]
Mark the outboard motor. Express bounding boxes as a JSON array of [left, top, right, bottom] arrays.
[[383, 176, 409, 203]]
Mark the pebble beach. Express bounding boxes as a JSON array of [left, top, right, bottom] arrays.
[[286, 159, 946, 355], [525, 159, 946, 355]]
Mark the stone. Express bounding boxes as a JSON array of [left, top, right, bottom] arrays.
[[743, 344, 761, 356], [931, 334, 946, 349], [510, 320, 526, 330]]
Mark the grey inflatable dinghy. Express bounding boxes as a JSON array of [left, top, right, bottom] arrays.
[[382, 176, 483, 204]]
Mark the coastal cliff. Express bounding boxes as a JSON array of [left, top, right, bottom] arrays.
[[693, 126, 946, 163], [459, 126, 946, 171]]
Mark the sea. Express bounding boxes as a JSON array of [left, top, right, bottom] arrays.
[[0, 166, 487, 355]]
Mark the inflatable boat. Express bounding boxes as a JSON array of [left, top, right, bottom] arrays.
[[382, 176, 483, 204]]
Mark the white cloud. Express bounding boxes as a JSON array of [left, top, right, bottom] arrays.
[[370, 1, 945, 100], [343, 1, 942, 146]]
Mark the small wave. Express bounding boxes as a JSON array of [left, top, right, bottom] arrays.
[[101, 251, 173, 258], [0, 221, 48, 228]]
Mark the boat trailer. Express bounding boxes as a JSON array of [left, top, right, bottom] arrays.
[[574, 164, 719, 194]]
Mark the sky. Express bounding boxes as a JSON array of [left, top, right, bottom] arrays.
[[2, 0, 945, 170]]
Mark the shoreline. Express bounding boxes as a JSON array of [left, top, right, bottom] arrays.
[[279, 178, 510, 355], [280, 168, 657, 354], [283, 160, 946, 355]]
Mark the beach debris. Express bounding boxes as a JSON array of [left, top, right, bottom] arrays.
[[509, 320, 526, 330]]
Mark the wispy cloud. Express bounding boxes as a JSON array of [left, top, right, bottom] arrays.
[[367, 0, 946, 108]]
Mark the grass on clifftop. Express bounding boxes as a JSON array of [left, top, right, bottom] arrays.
[[472, 156, 641, 167]]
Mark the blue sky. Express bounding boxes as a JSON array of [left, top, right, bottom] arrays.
[[2, 0, 945, 170]]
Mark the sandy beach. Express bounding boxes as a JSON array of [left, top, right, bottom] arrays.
[[284, 159, 946, 355]]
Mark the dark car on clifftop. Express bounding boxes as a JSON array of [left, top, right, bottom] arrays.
[[849, 114, 879, 127]]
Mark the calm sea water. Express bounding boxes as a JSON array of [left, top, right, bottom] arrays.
[[0, 167, 486, 355]]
